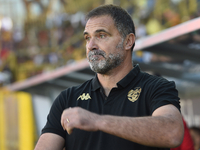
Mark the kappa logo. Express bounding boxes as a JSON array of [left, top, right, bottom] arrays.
[[127, 87, 142, 102], [77, 93, 91, 100]]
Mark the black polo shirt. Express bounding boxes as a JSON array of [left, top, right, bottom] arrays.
[[42, 64, 180, 150]]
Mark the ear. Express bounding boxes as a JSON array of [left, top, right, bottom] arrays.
[[124, 33, 135, 51]]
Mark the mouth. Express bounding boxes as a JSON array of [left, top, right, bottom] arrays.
[[88, 50, 105, 61], [89, 55, 103, 61]]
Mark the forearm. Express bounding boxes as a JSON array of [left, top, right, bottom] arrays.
[[34, 133, 65, 150], [96, 114, 183, 148], [61, 105, 184, 148]]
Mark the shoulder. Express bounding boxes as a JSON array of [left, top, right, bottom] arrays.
[[63, 78, 93, 93], [139, 73, 180, 113], [57, 78, 94, 100], [51, 78, 94, 108], [139, 71, 176, 89]]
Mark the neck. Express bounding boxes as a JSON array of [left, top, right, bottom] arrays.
[[97, 61, 133, 96]]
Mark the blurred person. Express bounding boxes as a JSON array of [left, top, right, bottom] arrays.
[[35, 4, 184, 150], [171, 118, 195, 150], [146, 18, 163, 35], [163, 9, 181, 28], [135, 22, 147, 38], [190, 126, 200, 150]]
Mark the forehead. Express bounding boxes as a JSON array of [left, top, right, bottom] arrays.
[[84, 15, 117, 34]]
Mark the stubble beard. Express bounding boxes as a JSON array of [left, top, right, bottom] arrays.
[[87, 40, 125, 74]]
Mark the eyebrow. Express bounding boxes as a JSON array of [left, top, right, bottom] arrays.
[[83, 29, 111, 36]]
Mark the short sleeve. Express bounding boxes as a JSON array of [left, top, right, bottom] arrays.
[[149, 78, 180, 114], [41, 91, 67, 139]]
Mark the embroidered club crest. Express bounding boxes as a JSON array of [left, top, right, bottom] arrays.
[[127, 87, 142, 102]]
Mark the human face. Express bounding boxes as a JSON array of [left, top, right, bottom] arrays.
[[84, 15, 125, 74]]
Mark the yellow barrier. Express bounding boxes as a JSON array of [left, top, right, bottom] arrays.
[[17, 92, 35, 150], [0, 90, 35, 150], [0, 91, 6, 150]]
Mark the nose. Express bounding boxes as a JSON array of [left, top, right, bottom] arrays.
[[86, 37, 98, 51]]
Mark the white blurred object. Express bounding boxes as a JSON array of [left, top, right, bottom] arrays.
[[0, 71, 12, 85], [1, 16, 13, 31], [143, 52, 153, 63]]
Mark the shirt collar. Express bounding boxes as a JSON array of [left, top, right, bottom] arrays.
[[92, 74, 101, 91], [117, 64, 140, 88], [91, 64, 140, 91]]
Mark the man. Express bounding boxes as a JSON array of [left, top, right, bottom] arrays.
[[35, 4, 184, 150]]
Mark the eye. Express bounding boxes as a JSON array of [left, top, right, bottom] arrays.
[[99, 34, 105, 39], [84, 36, 91, 41]]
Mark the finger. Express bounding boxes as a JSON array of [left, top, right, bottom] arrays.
[[61, 107, 73, 132], [67, 128, 73, 135], [65, 118, 73, 135], [61, 108, 71, 130], [61, 115, 64, 130], [61, 112, 66, 130], [61, 112, 68, 130]]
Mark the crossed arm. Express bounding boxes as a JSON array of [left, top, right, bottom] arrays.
[[35, 104, 184, 149]]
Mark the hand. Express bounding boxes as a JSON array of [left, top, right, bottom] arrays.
[[61, 107, 100, 135]]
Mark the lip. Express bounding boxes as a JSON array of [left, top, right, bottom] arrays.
[[89, 54, 104, 61], [88, 50, 105, 60], [92, 54, 103, 57]]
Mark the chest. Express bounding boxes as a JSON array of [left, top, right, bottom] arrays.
[[68, 86, 151, 117]]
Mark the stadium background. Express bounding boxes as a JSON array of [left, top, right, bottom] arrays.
[[0, 0, 200, 149]]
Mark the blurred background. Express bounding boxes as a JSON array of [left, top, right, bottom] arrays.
[[0, 0, 200, 149]]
